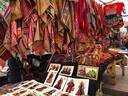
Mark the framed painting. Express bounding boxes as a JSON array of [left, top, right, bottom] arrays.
[[48, 63, 61, 72], [59, 66, 74, 76], [44, 71, 57, 86], [77, 65, 99, 80]]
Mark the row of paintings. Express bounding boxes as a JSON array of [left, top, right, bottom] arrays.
[[47, 63, 99, 80], [44, 74, 89, 96], [48, 63, 74, 76]]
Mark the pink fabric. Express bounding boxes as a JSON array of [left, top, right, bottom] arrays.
[[19, 0, 36, 21], [11, 21, 18, 47], [29, 19, 34, 45]]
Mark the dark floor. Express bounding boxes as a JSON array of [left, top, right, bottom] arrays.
[[103, 65, 128, 96]]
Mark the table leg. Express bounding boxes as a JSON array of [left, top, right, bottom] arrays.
[[107, 62, 116, 85], [120, 61, 125, 76], [96, 82, 103, 96]]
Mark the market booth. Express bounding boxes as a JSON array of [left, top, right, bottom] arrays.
[[0, 0, 127, 96]]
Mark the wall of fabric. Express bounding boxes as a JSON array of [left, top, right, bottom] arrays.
[[8, 0, 109, 59]]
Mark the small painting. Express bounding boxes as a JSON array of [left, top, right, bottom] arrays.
[[48, 63, 61, 72], [44, 71, 57, 86], [77, 65, 99, 80], [53, 75, 68, 91], [59, 66, 74, 76], [63, 78, 89, 96]]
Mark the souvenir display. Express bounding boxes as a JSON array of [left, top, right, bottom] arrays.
[[77, 65, 99, 80], [44, 71, 57, 86], [48, 63, 61, 72], [63, 78, 89, 96], [59, 66, 74, 76], [53, 75, 68, 91]]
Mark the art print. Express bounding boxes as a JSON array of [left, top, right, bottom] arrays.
[[74, 79, 89, 96], [44, 71, 57, 86], [48, 63, 61, 72], [63, 78, 89, 96], [63, 78, 76, 94], [77, 65, 99, 80], [53, 75, 68, 91], [59, 66, 74, 76]]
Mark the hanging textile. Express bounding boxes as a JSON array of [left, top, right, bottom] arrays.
[[8, 0, 109, 57], [10, 0, 22, 20], [19, 0, 36, 22], [0, 14, 12, 61], [36, 0, 51, 16], [10, 20, 18, 47]]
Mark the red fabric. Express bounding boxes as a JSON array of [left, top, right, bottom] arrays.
[[11, 21, 18, 47], [104, 2, 124, 15], [84, 0, 91, 36], [0, 49, 12, 61], [75, 2, 79, 50], [19, 0, 36, 21]]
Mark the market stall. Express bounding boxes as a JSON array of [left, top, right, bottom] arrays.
[[0, 0, 127, 96]]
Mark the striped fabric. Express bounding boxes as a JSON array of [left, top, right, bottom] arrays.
[[0, 14, 11, 61], [19, 0, 36, 22]]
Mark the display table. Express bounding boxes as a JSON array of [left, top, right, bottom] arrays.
[[0, 53, 120, 96], [49, 53, 118, 96], [108, 48, 126, 83]]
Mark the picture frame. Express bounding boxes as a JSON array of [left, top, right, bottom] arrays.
[[77, 65, 99, 80], [44, 71, 57, 86], [63, 77, 89, 96], [53, 75, 68, 91], [48, 63, 61, 72], [59, 66, 74, 76]]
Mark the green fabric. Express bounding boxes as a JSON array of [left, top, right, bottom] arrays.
[[0, 0, 9, 14]]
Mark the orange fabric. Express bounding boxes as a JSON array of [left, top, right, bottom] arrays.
[[0, 58, 5, 68]]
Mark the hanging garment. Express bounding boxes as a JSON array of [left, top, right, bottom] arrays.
[[50, 0, 58, 16], [19, 0, 36, 22], [36, 0, 51, 16], [17, 38, 27, 59], [43, 26, 51, 53], [11, 20, 18, 47], [0, 15, 12, 60], [10, 0, 22, 20], [84, 0, 91, 37], [41, 5, 55, 27], [28, 11, 38, 47], [0, 14, 8, 45], [32, 20, 43, 55]]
